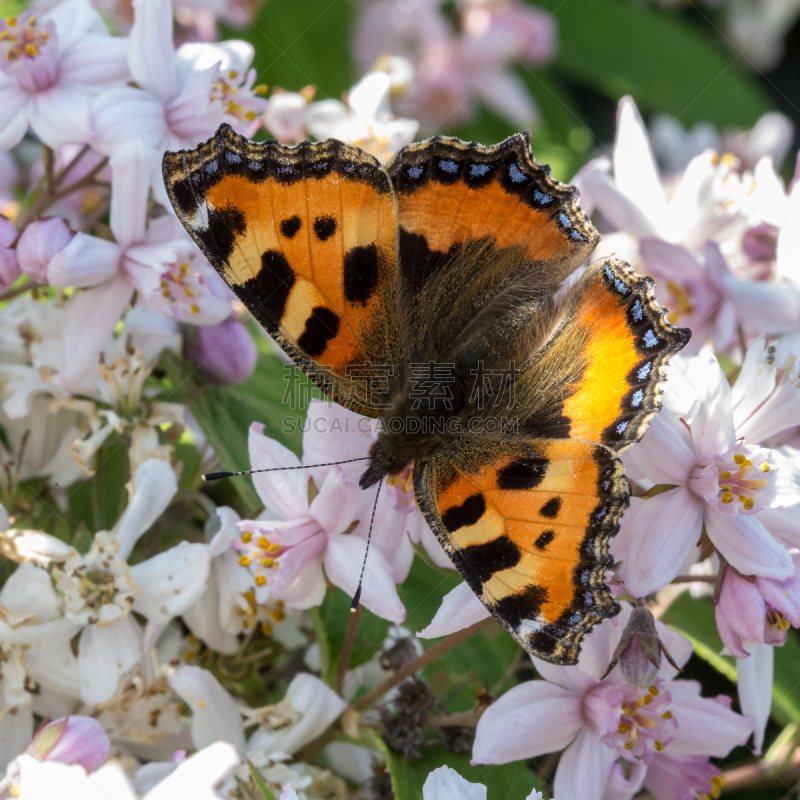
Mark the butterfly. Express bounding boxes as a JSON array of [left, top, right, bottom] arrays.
[[163, 124, 690, 665]]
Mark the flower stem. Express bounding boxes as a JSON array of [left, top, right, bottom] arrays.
[[0, 280, 39, 303], [350, 617, 495, 712], [336, 605, 361, 695]]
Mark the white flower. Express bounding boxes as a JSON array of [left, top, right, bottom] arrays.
[[8, 741, 238, 799], [306, 71, 419, 163], [2, 459, 210, 705]]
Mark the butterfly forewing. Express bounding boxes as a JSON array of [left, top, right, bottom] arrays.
[[162, 124, 400, 416]]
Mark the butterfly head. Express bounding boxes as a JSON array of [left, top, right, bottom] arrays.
[[358, 426, 438, 490]]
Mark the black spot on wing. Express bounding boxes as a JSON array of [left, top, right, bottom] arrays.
[[534, 530, 555, 550], [491, 584, 548, 630], [441, 494, 485, 532], [313, 216, 337, 241], [297, 306, 340, 358], [280, 216, 302, 239], [451, 536, 521, 593], [239, 250, 295, 325], [497, 457, 547, 490], [344, 244, 380, 305], [539, 497, 561, 519]]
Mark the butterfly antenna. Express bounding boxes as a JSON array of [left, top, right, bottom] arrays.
[[351, 480, 382, 612], [202, 456, 371, 482]]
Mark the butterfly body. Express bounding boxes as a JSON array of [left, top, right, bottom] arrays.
[[163, 125, 690, 664]]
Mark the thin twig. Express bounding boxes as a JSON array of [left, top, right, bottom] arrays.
[[44, 147, 55, 195], [670, 575, 716, 584], [0, 280, 39, 303], [350, 617, 496, 712], [722, 751, 800, 792], [336, 605, 361, 696], [427, 712, 479, 728]]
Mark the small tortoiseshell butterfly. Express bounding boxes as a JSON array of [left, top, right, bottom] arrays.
[[163, 125, 690, 665]]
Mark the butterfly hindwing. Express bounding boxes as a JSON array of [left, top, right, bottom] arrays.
[[415, 438, 626, 665], [516, 258, 692, 449], [162, 124, 400, 416]]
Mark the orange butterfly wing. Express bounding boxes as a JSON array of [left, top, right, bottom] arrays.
[[416, 438, 626, 665], [162, 124, 399, 415]]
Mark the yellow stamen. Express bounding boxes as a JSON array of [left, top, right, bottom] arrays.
[[661, 711, 673, 720], [654, 739, 664, 751], [238, 555, 251, 567], [260, 558, 274, 568], [722, 491, 734, 504], [190, 303, 200, 314], [240, 532, 252, 543], [258, 536, 270, 549], [254, 574, 266, 586]]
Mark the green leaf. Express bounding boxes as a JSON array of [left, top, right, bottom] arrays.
[[185, 336, 317, 511], [397, 559, 519, 713], [315, 587, 391, 686], [535, 0, 770, 127], [663, 593, 800, 726], [247, 759, 278, 800], [224, 0, 355, 101], [381, 741, 541, 800]]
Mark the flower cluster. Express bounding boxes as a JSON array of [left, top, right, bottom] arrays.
[[0, 0, 797, 794]]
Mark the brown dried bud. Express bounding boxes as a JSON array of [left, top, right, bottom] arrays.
[[602, 602, 680, 688]]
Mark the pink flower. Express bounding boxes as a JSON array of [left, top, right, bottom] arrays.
[[301, 400, 452, 581], [715, 566, 800, 658], [185, 317, 256, 385], [615, 348, 800, 596], [47, 145, 228, 388], [353, 0, 551, 132], [0, 0, 129, 150], [0, 216, 19, 288], [472, 605, 753, 800], [16, 217, 72, 282], [234, 422, 406, 623], [92, 0, 266, 204]]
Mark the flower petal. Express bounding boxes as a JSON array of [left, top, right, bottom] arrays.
[[78, 615, 142, 705], [48, 233, 121, 288], [248, 422, 309, 519], [614, 488, 704, 596], [472, 681, 582, 763], [667, 680, 754, 757], [60, 280, 134, 391], [169, 665, 245, 753], [423, 766, 487, 800], [418, 582, 490, 639], [626, 409, 696, 486], [736, 643, 772, 755], [552, 727, 617, 800], [144, 742, 240, 800], [129, 0, 177, 99], [112, 458, 178, 559], [310, 467, 362, 537], [705, 507, 794, 580], [247, 673, 346, 756], [131, 541, 210, 622], [613, 97, 669, 236], [324, 534, 406, 624], [685, 349, 735, 462]]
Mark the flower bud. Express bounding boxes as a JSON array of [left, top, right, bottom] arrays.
[[0, 216, 19, 289], [185, 317, 257, 385], [741, 222, 779, 263], [17, 217, 72, 282], [27, 716, 110, 772]]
